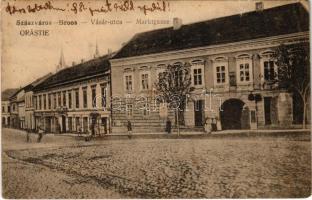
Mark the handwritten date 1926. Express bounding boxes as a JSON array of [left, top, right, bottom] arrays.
[[5, 0, 170, 16]]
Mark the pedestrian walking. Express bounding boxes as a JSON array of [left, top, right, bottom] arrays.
[[165, 118, 171, 134], [127, 120, 132, 139]]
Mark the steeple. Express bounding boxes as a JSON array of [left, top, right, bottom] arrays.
[[94, 41, 100, 58], [56, 47, 66, 71]]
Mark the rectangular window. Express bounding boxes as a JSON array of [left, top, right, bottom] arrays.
[[75, 89, 79, 109], [193, 68, 202, 85], [174, 70, 183, 87], [216, 66, 226, 83], [141, 73, 149, 90], [39, 95, 42, 110], [53, 93, 57, 109], [83, 117, 88, 132], [68, 91, 72, 109], [43, 94, 46, 110], [125, 75, 132, 92], [58, 92, 61, 107], [239, 63, 250, 82], [63, 91, 66, 107], [48, 94, 51, 109], [75, 117, 80, 132], [33, 96, 37, 110], [101, 85, 107, 108], [91, 86, 96, 108], [143, 103, 150, 116], [8, 106, 10, 112], [83, 88, 87, 108], [126, 104, 133, 116], [264, 61, 275, 81]]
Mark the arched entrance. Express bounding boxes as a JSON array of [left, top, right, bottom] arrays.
[[220, 98, 250, 130]]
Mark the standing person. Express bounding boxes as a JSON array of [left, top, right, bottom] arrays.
[[204, 117, 212, 134], [165, 118, 171, 134], [26, 129, 31, 142], [127, 120, 132, 139], [211, 116, 217, 132], [37, 125, 44, 143]]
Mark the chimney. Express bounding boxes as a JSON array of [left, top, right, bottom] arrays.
[[173, 17, 182, 30], [72, 61, 76, 66], [107, 48, 112, 56], [256, 2, 263, 12], [81, 59, 84, 63]]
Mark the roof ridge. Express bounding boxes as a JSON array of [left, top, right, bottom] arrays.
[[133, 2, 303, 38]]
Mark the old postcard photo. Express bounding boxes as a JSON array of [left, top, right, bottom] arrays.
[[1, 0, 311, 198]]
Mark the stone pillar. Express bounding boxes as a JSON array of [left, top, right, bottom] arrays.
[[252, 53, 261, 90]]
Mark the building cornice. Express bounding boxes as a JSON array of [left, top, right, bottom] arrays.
[[110, 31, 309, 66], [34, 71, 110, 93]]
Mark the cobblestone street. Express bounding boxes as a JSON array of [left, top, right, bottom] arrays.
[[2, 128, 311, 198]]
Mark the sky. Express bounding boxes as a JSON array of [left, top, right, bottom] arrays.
[[1, 0, 307, 90]]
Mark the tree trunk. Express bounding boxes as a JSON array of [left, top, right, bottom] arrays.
[[303, 101, 306, 129]]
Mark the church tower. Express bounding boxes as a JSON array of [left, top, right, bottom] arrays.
[[56, 48, 66, 71], [94, 41, 100, 58]]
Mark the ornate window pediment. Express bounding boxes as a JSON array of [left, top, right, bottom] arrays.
[[260, 50, 274, 58]]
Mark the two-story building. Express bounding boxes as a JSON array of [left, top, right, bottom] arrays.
[[24, 73, 53, 131], [110, 3, 309, 133], [32, 55, 112, 134]]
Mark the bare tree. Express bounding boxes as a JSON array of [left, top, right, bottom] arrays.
[[155, 62, 193, 125], [272, 42, 310, 128]]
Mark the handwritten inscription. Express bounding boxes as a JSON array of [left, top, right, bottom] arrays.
[[5, 0, 170, 16]]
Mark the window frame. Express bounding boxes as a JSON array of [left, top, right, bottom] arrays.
[[101, 84, 107, 108], [260, 51, 278, 86], [68, 90, 72, 109], [91, 85, 97, 108], [191, 60, 205, 87], [82, 87, 88, 109], [139, 71, 151, 91], [124, 72, 134, 93], [75, 89, 79, 109], [213, 58, 229, 86], [236, 55, 253, 84]]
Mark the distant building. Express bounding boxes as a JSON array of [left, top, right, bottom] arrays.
[[32, 55, 112, 134], [1, 88, 18, 127], [110, 3, 309, 132], [8, 88, 25, 129]]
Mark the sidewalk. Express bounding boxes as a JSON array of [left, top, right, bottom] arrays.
[[54, 128, 311, 140]]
